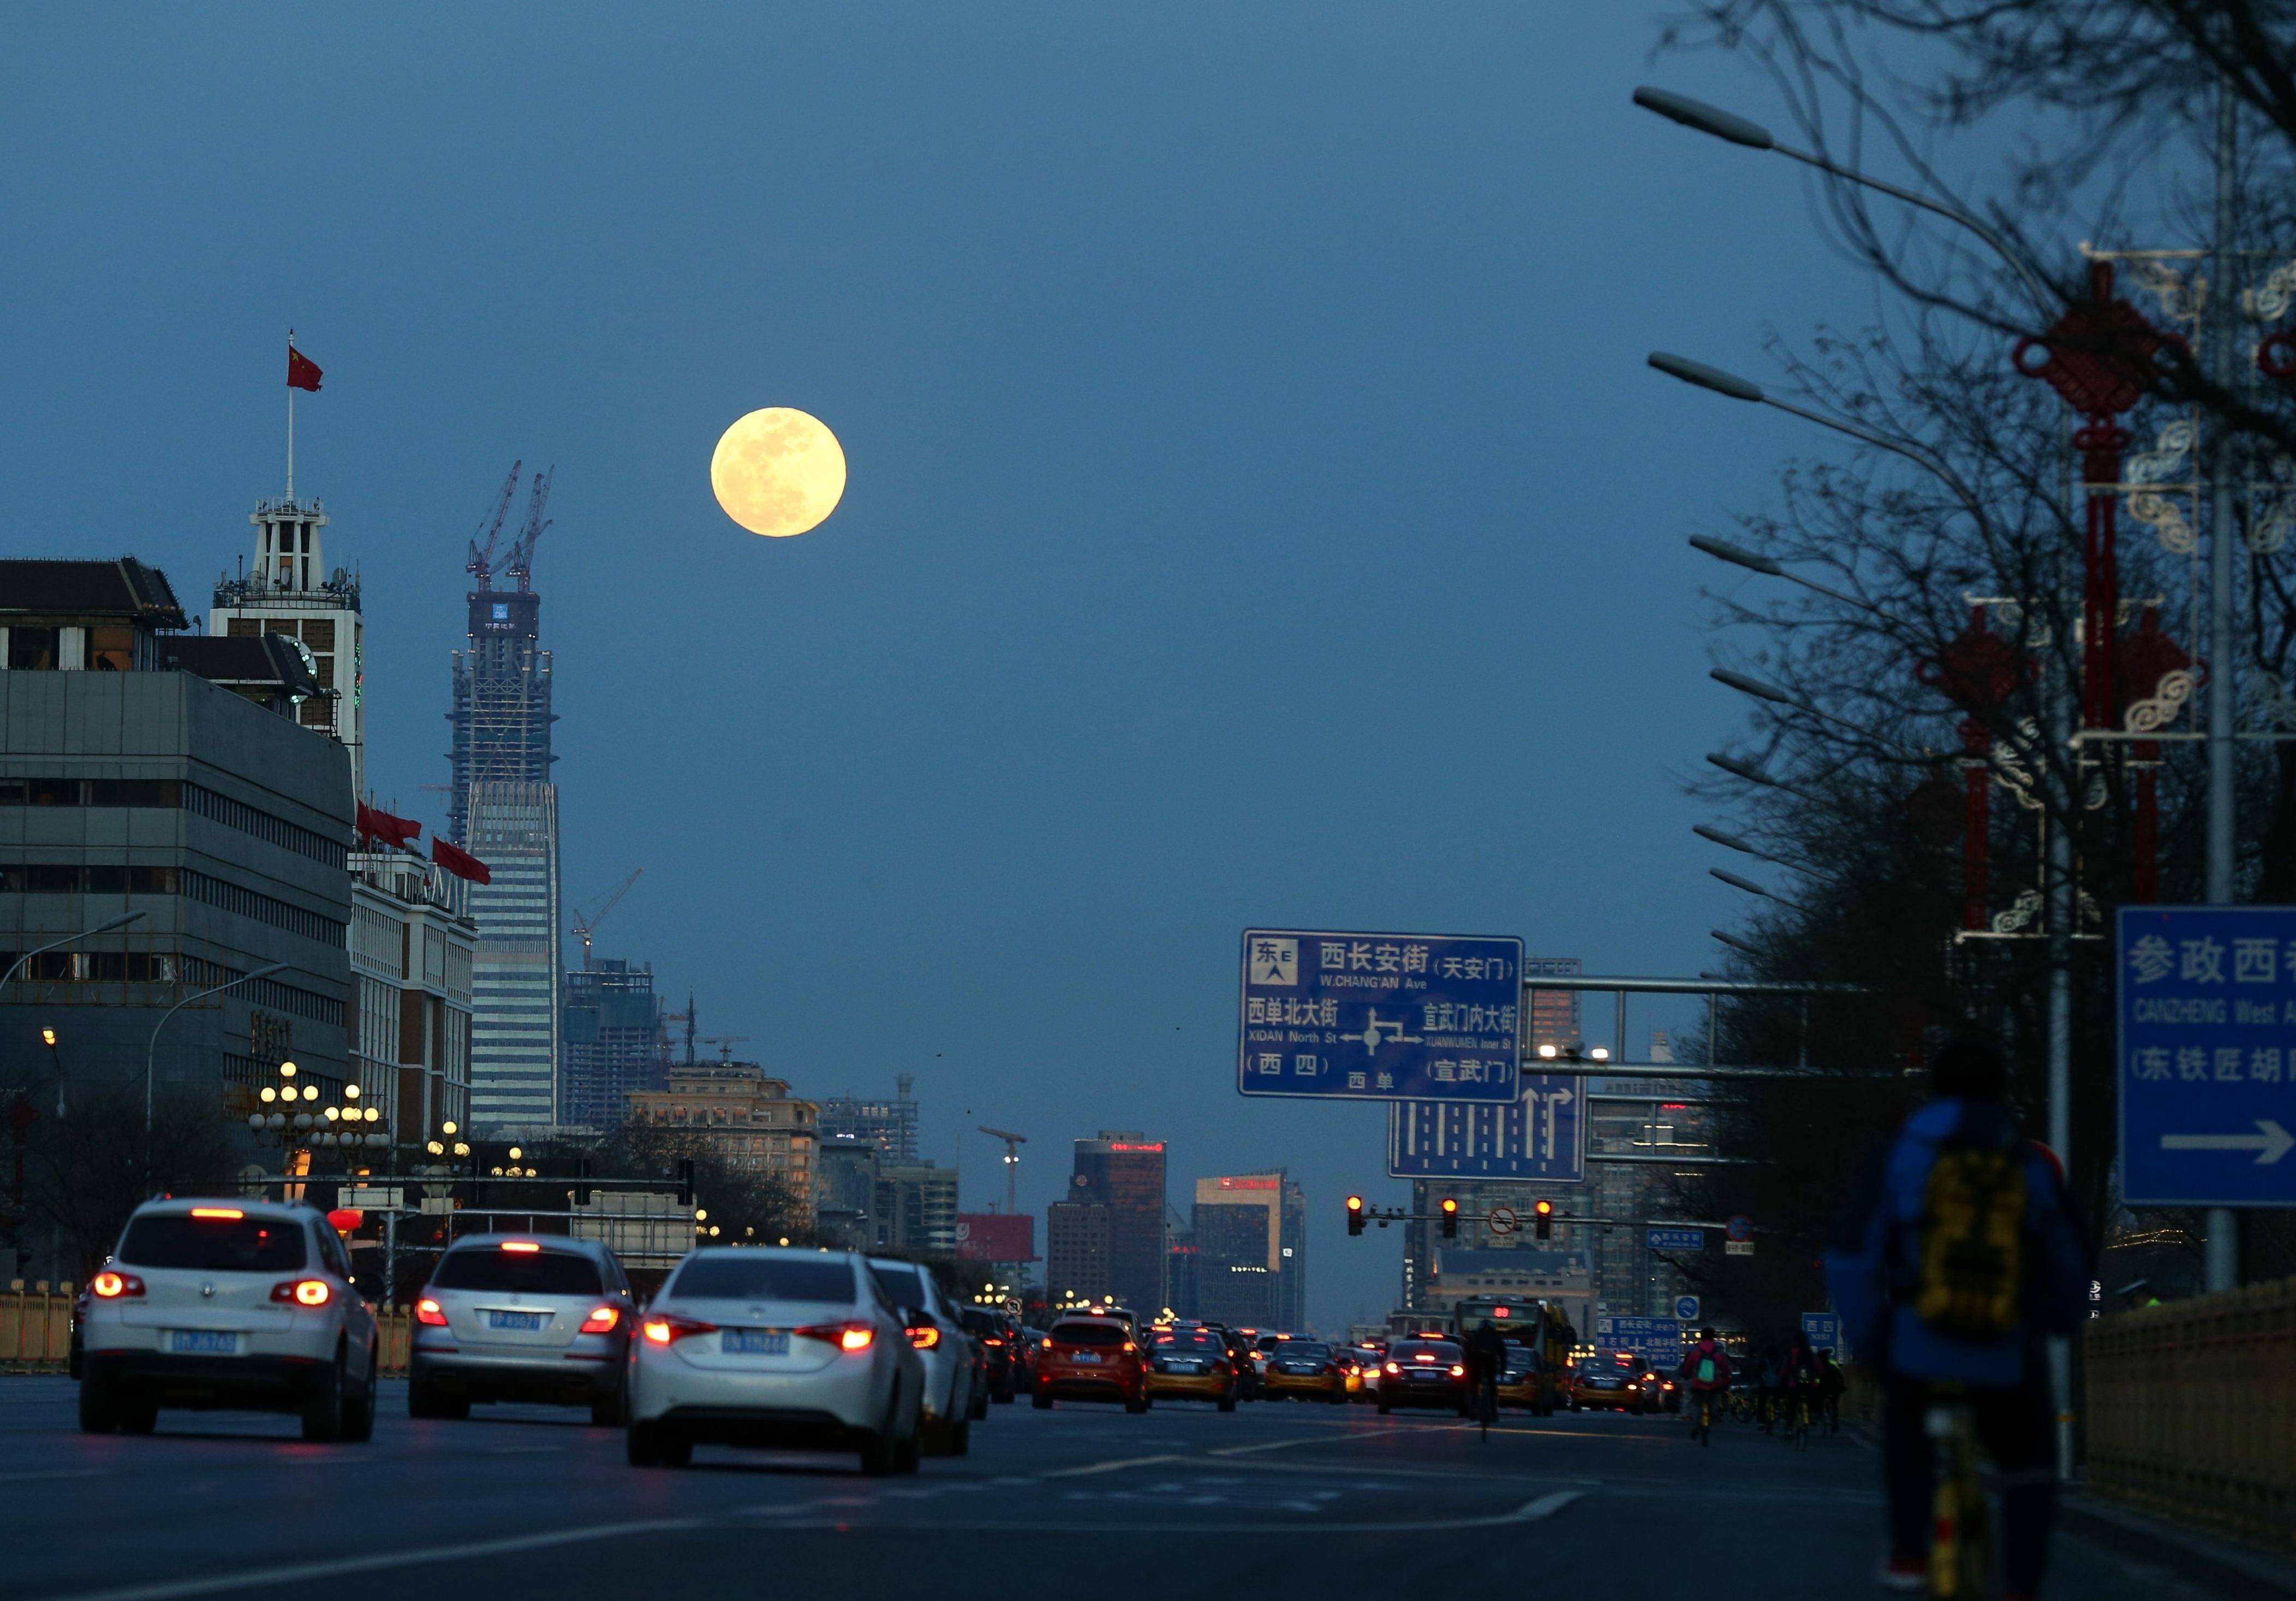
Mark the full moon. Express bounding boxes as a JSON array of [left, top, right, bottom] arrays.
[[710, 407, 847, 537]]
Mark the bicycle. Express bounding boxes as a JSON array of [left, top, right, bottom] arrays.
[[1925, 1390, 1995, 1600], [1782, 1390, 1811, 1451], [1472, 1372, 1499, 1442], [1689, 1389, 1720, 1447]]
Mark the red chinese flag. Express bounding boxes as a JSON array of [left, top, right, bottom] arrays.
[[432, 837, 491, 885], [288, 346, 323, 392], [355, 802, 422, 851]]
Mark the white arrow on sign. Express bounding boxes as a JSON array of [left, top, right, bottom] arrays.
[[2161, 1120, 2296, 1164]]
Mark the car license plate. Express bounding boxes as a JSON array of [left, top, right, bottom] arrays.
[[1071, 1352, 1101, 1365], [1411, 1370, 1444, 1381], [723, 1330, 789, 1355], [170, 1330, 238, 1354], [487, 1311, 547, 1332]]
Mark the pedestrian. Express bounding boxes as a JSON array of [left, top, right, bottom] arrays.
[[1825, 1032, 2088, 1600]]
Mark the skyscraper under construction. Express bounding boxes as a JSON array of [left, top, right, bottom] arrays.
[[451, 467, 563, 1131]]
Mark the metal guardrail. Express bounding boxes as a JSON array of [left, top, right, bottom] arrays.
[[2085, 1276, 2296, 1550]]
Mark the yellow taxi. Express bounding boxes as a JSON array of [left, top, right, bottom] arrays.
[[1145, 1327, 1237, 1411], [1261, 1337, 1346, 1402]]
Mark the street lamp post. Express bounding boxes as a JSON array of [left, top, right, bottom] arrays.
[[145, 961, 291, 1138], [1, 911, 148, 991]]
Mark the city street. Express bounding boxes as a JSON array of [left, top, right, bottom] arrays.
[[0, 1381, 2225, 1601]]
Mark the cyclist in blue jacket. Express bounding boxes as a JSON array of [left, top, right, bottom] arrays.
[[1825, 1034, 2089, 1599]]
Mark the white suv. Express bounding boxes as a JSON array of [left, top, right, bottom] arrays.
[[79, 1198, 380, 1442], [867, 1257, 977, 1455]]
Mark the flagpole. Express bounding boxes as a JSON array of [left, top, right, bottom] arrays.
[[286, 329, 296, 501]]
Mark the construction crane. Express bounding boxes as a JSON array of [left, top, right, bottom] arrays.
[[697, 1035, 752, 1062], [658, 992, 697, 1067], [465, 460, 522, 593], [503, 467, 554, 592], [568, 868, 642, 972], [979, 1126, 1028, 1217]]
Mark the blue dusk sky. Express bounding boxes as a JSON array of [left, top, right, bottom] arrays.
[[4, 4, 1915, 1328]]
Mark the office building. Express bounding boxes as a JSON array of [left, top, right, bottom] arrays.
[[625, 1059, 819, 1211], [464, 781, 560, 1131], [1424, 1246, 1593, 1339], [212, 495, 366, 800], [875, 1160, 958, 1254], [816, 1073, 919, 1162], [560, 958, 664, 1134], [347, 849, 475, 1149], [814, 1134, 881, 1251], [447, 574, 553, 849], [1190, 1172, 1303, 1330], [1046, 1200, 1111, 1305], [1, 559, 354, 1116], [1071, 1131, 1165, 1314]]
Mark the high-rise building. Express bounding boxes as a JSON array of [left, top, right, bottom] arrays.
[[212, 495, 366, 799], [624, 1059, 819, 1211], [560, 958, 664, 1134], [1045, 1200, 1112, 1305], [447, 587, 553, 847], [1190, 1173, 1303, 1330], [465, 780, 560, 1131], [814, 1135, 881, 1251], [816, 1073, 919, 1162], [1071, 1132, 1166, 1315], [875, 1161, 957, 1253]]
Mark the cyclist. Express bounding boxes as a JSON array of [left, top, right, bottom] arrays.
[[1826, 1032, 2088, 1599], [1816, 1348, 1846, 1435], [1678, 1326, 1732, 1444], [1754, 1346, 1784, 1432], [1462, 1318, 1508, 1433]]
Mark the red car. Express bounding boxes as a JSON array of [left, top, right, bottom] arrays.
[[1031, 1315, 1150, 1413]]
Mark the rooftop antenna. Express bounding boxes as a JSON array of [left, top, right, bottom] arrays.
[[467, 459, 521, 593]]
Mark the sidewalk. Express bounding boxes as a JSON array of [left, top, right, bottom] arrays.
[[2058, 1490, 2296, 1601]]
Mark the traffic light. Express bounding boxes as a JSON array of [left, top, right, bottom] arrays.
[[1534, 1198, 1554, 1241], [1346, 1195, 1365, 1236], [1440, 1197, 1459, 1238]]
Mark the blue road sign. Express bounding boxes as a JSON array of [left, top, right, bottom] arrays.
[[1241, 930, 1524, 1102], [2119, 906, 2296, 1208], [1386, 1073, 1585, 1180], [1648, 1228, 1706, 1253], [1801, 1312, 1842, 1357], [1595, 1316, 1684, 1366], [1673, 1295, 1702, 1323], [1725, 1214, 1754, 1242]]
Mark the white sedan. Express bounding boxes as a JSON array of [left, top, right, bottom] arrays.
[[627, 1246, 925, 1474]]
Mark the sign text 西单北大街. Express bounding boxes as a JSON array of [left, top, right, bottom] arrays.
[[1239, 930, 1524, 1103]]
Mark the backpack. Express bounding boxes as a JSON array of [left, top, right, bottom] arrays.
[[1912, 1124, 2029, 1340], [1695, 1353, 1717, 1385]]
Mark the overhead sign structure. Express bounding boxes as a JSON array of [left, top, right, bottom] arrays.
[[1386, 1073, 1587, 1181], [2119, 906, 2296, 1208], [1595, 1316, 1684, 1367], [1801, 1311, 1842, 1357], [1241, 930, 1524, 1103], [1648, 1227, 1705, 1253]]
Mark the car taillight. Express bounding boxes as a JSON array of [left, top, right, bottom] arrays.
[[91, 1271, 144, 1299], [415, 1298, 448, 1326], [797, 1322, 876, 1353], [272, 1279, 331, 1306], [1450, 1365, 1466, 1377], [908, 1323, 941, 1349], [1383, 1362, 1400, 1375], [984, 1337, 1004, 1347], [584, 1306, 620, 1332], [642, 1314, 718, 1345]]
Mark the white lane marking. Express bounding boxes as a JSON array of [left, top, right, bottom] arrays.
[[1039, 1452, 1185, 1478], [1207, 1428, 1406, 1456], [35, 1517, 705, 1601], [0, 1468, 104, 1485], [751, 1489, 1587, 1536]]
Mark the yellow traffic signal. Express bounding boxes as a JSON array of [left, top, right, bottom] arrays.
[[1346, 1195, 1365, 1236], [1440, 1197, 1459, 1239]]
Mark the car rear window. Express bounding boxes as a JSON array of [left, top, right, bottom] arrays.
[[1392, 1341, 1463, 1362], [868, 1264, 931, 1311], [1050, 1321, 1128, 1347], [672, 1256, 856, 1303], [431, 1248, 602, 1296], [118, 1213, 307, 1273], [1158, 1332, 1219, 1350], [1276, 1341, 1330, 1359]]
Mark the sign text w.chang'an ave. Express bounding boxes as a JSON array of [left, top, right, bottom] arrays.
[[1238, 930, 1524, 1102]]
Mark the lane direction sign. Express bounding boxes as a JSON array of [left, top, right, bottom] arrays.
[[1595, 1316, 1684, 1367], [1241, 930, 1524, 1102], [1387, 1073, 1587, 1181], [2118, 906, 2296, 1208]]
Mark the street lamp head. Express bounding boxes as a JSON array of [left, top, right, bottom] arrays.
[[440, 1120, 457, 1136], [344, 1083, 360, 1099], [1710, 667, 1797, 706], [1631, 86, 1776, 151], [1693, 823, 1758, 855], [1687, 534, 1785, 577], [279, 1062, 297, 1077], [41, 1028, 56, 1047], [1648, 351, 1767, 403], [1705, 751, 1779, 787], [1589, 1046, 1612, 1061], [1711, 929, 1763, 956], [1710, 867, 1775, 899]]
